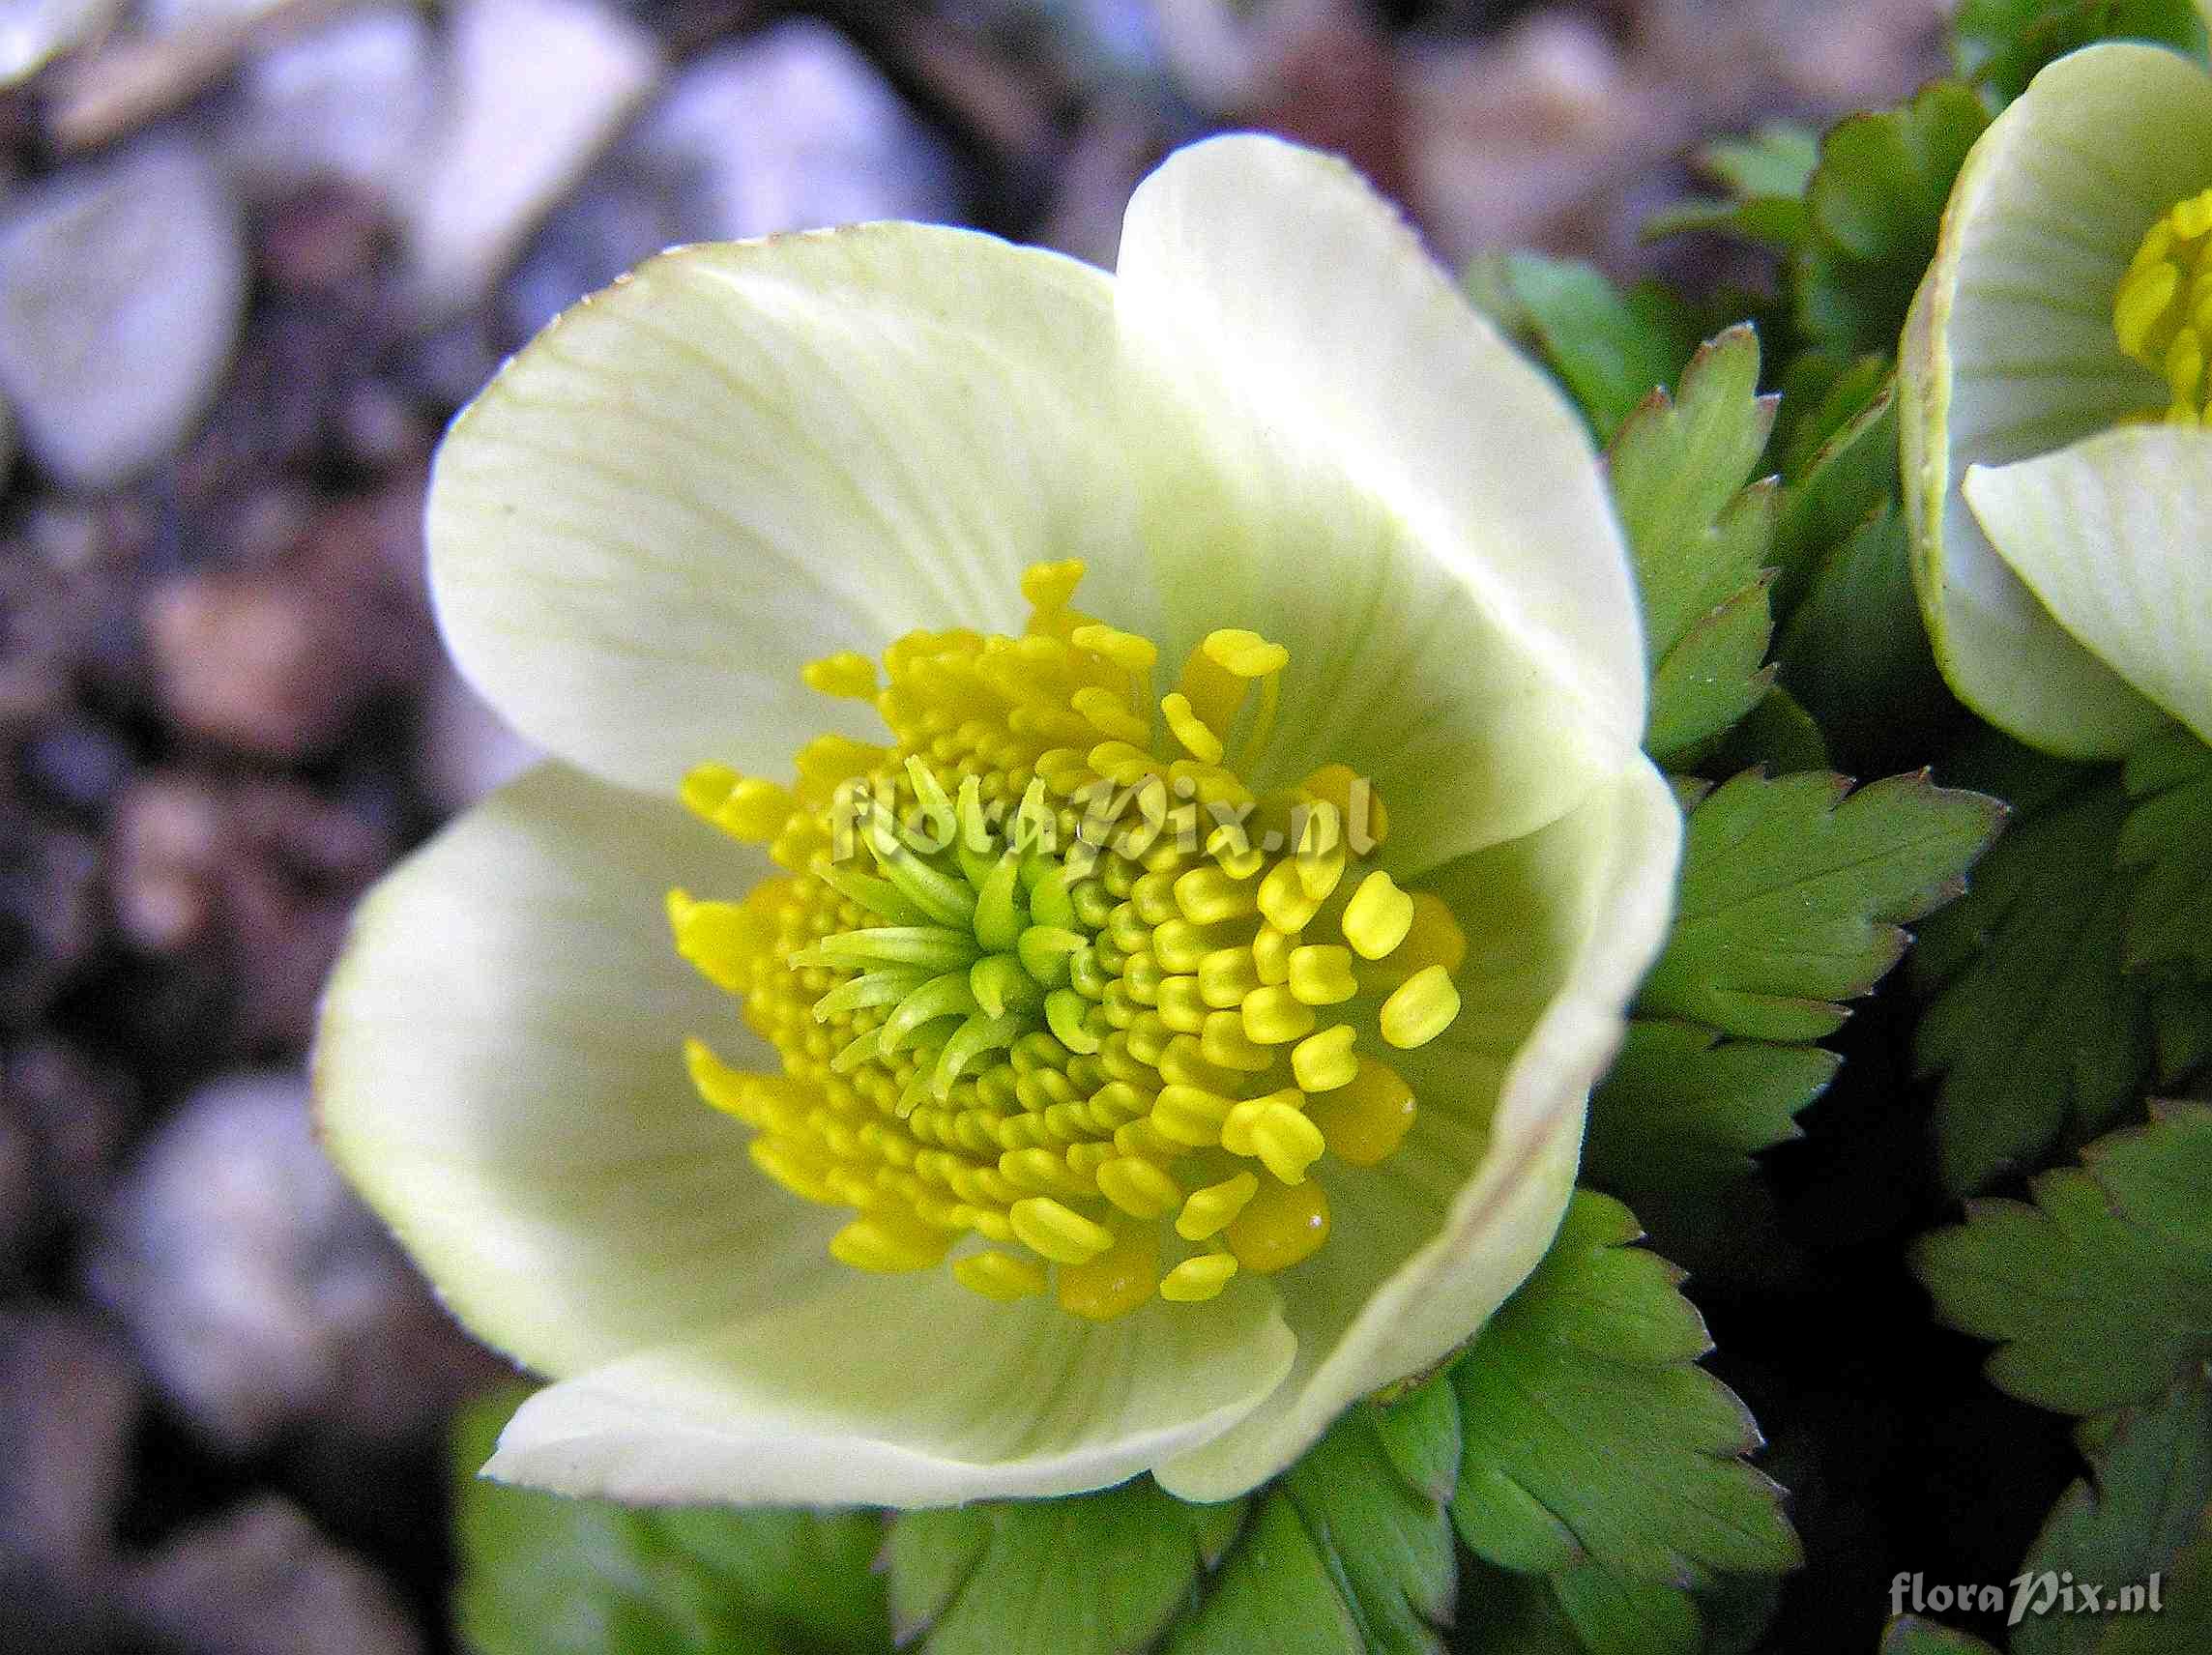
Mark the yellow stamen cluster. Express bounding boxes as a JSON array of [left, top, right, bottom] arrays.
[[2114, 184, 2212, 424], [668, 562, 1466, 1321]]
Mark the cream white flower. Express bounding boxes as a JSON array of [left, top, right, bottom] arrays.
[[315, 135, 1680, 1509], [1903, 41, 2212, 756]]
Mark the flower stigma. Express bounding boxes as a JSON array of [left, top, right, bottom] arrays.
[[2113, 184, 2212, 423], [667, 561, 1467, 1321]]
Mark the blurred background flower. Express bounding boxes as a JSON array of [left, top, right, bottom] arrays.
[[0, 2, 1947, 1650]]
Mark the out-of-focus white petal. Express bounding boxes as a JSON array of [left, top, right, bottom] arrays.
[[1113, 134, 1648, 870], [484, 1269, 1294, 1506], [1901, 42, 2211, 755], [1965, 425, 2212, 743], [427, 227, 1156, 798], [316, 762, 843, 1376], [1156, 756, 1682, 1500]]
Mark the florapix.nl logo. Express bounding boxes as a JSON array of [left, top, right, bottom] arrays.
[[1890, 1570, 2166, 1628]]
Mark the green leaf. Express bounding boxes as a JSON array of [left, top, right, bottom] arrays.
[[2091, 1098, 2212, 1256], [1879, 1617, 2004, 1655], [1608, 325, 1775, 658], [1643, 194, 1812, 254], [1767, 358, 1901, 628], [1703, 686, 1833, 778], [1703, 123, 1822, 200], [1370, 1372, 1462, 1506], [1915, 1106, 2212, 1415], [2118, 728, 2212, 976], [1952, 0, 2208, 102], [1794, 82, 1990, 358], [2153, 980, 2212, 1083], [1459, 1558, 1709, 1655], [1447, 1191, 1800, 1589], [2097, 1527, 2212, 1655], [1773, 508, 1951, 768], [1167, 1402, 1454, 1655], [2014, 1364, 2212, 1655], [890, 1391, 1458, 1655], [451, 1388, 892, 1655], [1642, 124, 1818, 252], [888, 1481, 1247, 1655], [1603, 324, 1785, 761], [1583, 1019, 1838, 1205], [1465, 252, 1699, 441], [1644, 578, 1778, 763], [1911, 769, 2158, 1193], [1637, 769, 2007, 1043]]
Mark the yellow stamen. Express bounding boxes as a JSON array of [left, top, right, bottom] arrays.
[[1226, 1177, 1330, 1273], [1096, 1155, 1182, 1219], [953, 1249, 1048, 1301], [830, 1211, 952, 1272], [665, 563, 1464, 1319], [1159, 1252, 1238, 1302], [2115, 185, 2212, 422], [1057, 1226, 1159, 1321], [801, 652, 880, 699], [1308, 1060, 1417, 1166], [1009, 1196, 1115, 1264], [1177, 1172, 1260, 1239], [1381, 965, 1462, 1050], [1342, 871, 1414, 960]]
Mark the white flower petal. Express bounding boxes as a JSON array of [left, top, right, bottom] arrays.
[[427, 226, 1156, 796], [315, 762, 843, 1376], [1901, 42, 2212, 756], [1965, 426, 2212, 744], [1113, 134, 1648, 868], [483, 1269, 1295, 1506], [1155, 756, 1681, 1500]]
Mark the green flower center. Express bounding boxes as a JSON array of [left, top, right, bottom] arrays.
[[2113, 184, 2212, 424], [667, 562, 1466, 1321]]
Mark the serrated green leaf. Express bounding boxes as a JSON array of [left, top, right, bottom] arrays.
[[1773, 351, 1892, 476], [1643, 194, 1812, 254], [1770, 364, 1900, 610], [1911, 772, 2158, 1193], [1795, 82, 1990, 357], [1638, 769, 2007, 1042], [1545, 1564, 1703, 1655], [1167, 1493, 1361, 1655], [1603, 323, 1789, 761], [1704, 686, 1833, 778], [1608, 325, 1776, 656], [1583, 1020, 1839, 1202], [2097, 1526, 2212, 1655], [1952, 0, 2208, 102], [1447, 1192, 1798, 1589], [1643, 124, 1818, 252], [2118, 728, 2212, 976], [2014, 1365, 2212, 1655], [1168, 1404, 1452, 1655], [2091, 1099, 2212, 1254], [892, 1394, 1457, 1655], [1458, 1558, 1703, 1655], [1466, 252, 1699, 441], [1879, 1616, 2004, 1655], [1645, 576, 1779, 763], [2153, 981, 2212, 1082], [1916, 1109, 2212, 1415], [451, 1388, 891, 1655], [1774, 508, 1951, 769], [887, 1507, 995, 1646], [889, 1480, 1245, 1655], [1371, 1374, 1463, 1507], [1704, 123, 1822, 200]]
